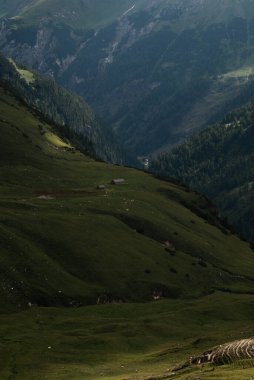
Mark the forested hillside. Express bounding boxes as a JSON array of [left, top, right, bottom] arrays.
[[151, 101, 254, 241], [0, 54, 127, 163]]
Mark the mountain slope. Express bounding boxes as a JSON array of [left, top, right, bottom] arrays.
[[0, 53, 126, 163], [0, 0, 33, 18], [19, 0, 148, 29], [2, 82, 254, 380], [150, 101, 254, 242], [2, 0, 254, 154], [2, 83, 254, 310], [0, 0, 147, 29], [3, 3, 254, 379]]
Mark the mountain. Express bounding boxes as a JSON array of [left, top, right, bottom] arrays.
[[2, 0, 254, 155], [3, 80, 254, 308], [2, 76, 254, 380], [0, 53, 127, 163], [150, 100, 254, 242], [3, 3, 254, 379]]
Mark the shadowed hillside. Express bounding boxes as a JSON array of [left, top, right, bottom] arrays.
[[151, 100, 254, 242]]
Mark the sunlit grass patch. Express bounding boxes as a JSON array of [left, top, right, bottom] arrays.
[[8, 58, 35, 84], [44, 132, 73, 149]]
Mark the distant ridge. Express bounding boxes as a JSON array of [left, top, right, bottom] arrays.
[[2, 0, 254, 155]]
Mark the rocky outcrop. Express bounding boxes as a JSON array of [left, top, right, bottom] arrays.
[[173, 338, 254, 373]]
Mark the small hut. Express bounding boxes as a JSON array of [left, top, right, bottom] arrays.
[[111, 179, 126, 185]]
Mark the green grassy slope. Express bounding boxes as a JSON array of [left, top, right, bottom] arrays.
[[2, 85, 254, 379], [2, 294, 254, 379], [2, 0, 148, 29], [2, 84, 254, 310], [5, 0, 254, 30]]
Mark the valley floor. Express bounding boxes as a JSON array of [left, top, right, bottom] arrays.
[[2, 293, 254, 379]]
